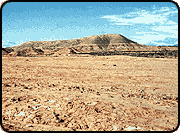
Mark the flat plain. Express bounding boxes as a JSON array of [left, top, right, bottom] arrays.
[[2, 55, 178, 131]]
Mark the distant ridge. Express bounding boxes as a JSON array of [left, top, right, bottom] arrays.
[[172, 44, 178, 47], [2, 34, 178, 58]]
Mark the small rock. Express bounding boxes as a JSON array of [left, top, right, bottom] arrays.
[[76, 86, 80, 89], [5, 84, 10, 87], [11, 98, 16, 101], [18, 98, 21, 101], [59, 119, 64, 122], [24, 87, 28, 89]]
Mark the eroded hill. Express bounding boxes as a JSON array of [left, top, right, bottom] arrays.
[[2, 34, 178, 58]]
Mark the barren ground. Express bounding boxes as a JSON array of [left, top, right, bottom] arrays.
[[2, 55, 178, 131]]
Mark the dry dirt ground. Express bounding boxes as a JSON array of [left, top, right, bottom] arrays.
[[2, 55, 178, 131]]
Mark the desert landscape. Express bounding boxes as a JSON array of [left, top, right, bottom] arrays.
[[2, 34, 178, 131]]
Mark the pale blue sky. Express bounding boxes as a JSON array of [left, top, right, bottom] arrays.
[[2, 2, 178, 48]]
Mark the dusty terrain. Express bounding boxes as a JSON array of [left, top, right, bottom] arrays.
[[2, 55, 178, 131]]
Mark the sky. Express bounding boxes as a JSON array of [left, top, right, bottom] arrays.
[[2, 2, 178, 48]]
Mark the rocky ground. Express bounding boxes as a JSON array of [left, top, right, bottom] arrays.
[[2, 55, 178, 131]]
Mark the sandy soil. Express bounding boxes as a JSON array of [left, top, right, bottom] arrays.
[[2, 55, 178, 131]]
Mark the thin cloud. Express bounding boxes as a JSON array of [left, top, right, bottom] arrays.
[[50, 23, 59, 31], [2, 41, 17, 48], [151, 25, 178, 35], [9, 41, 17, 44], [154, 37, 178, 44], [135, 31, 160, 35], [101, 7, 177, 26]]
